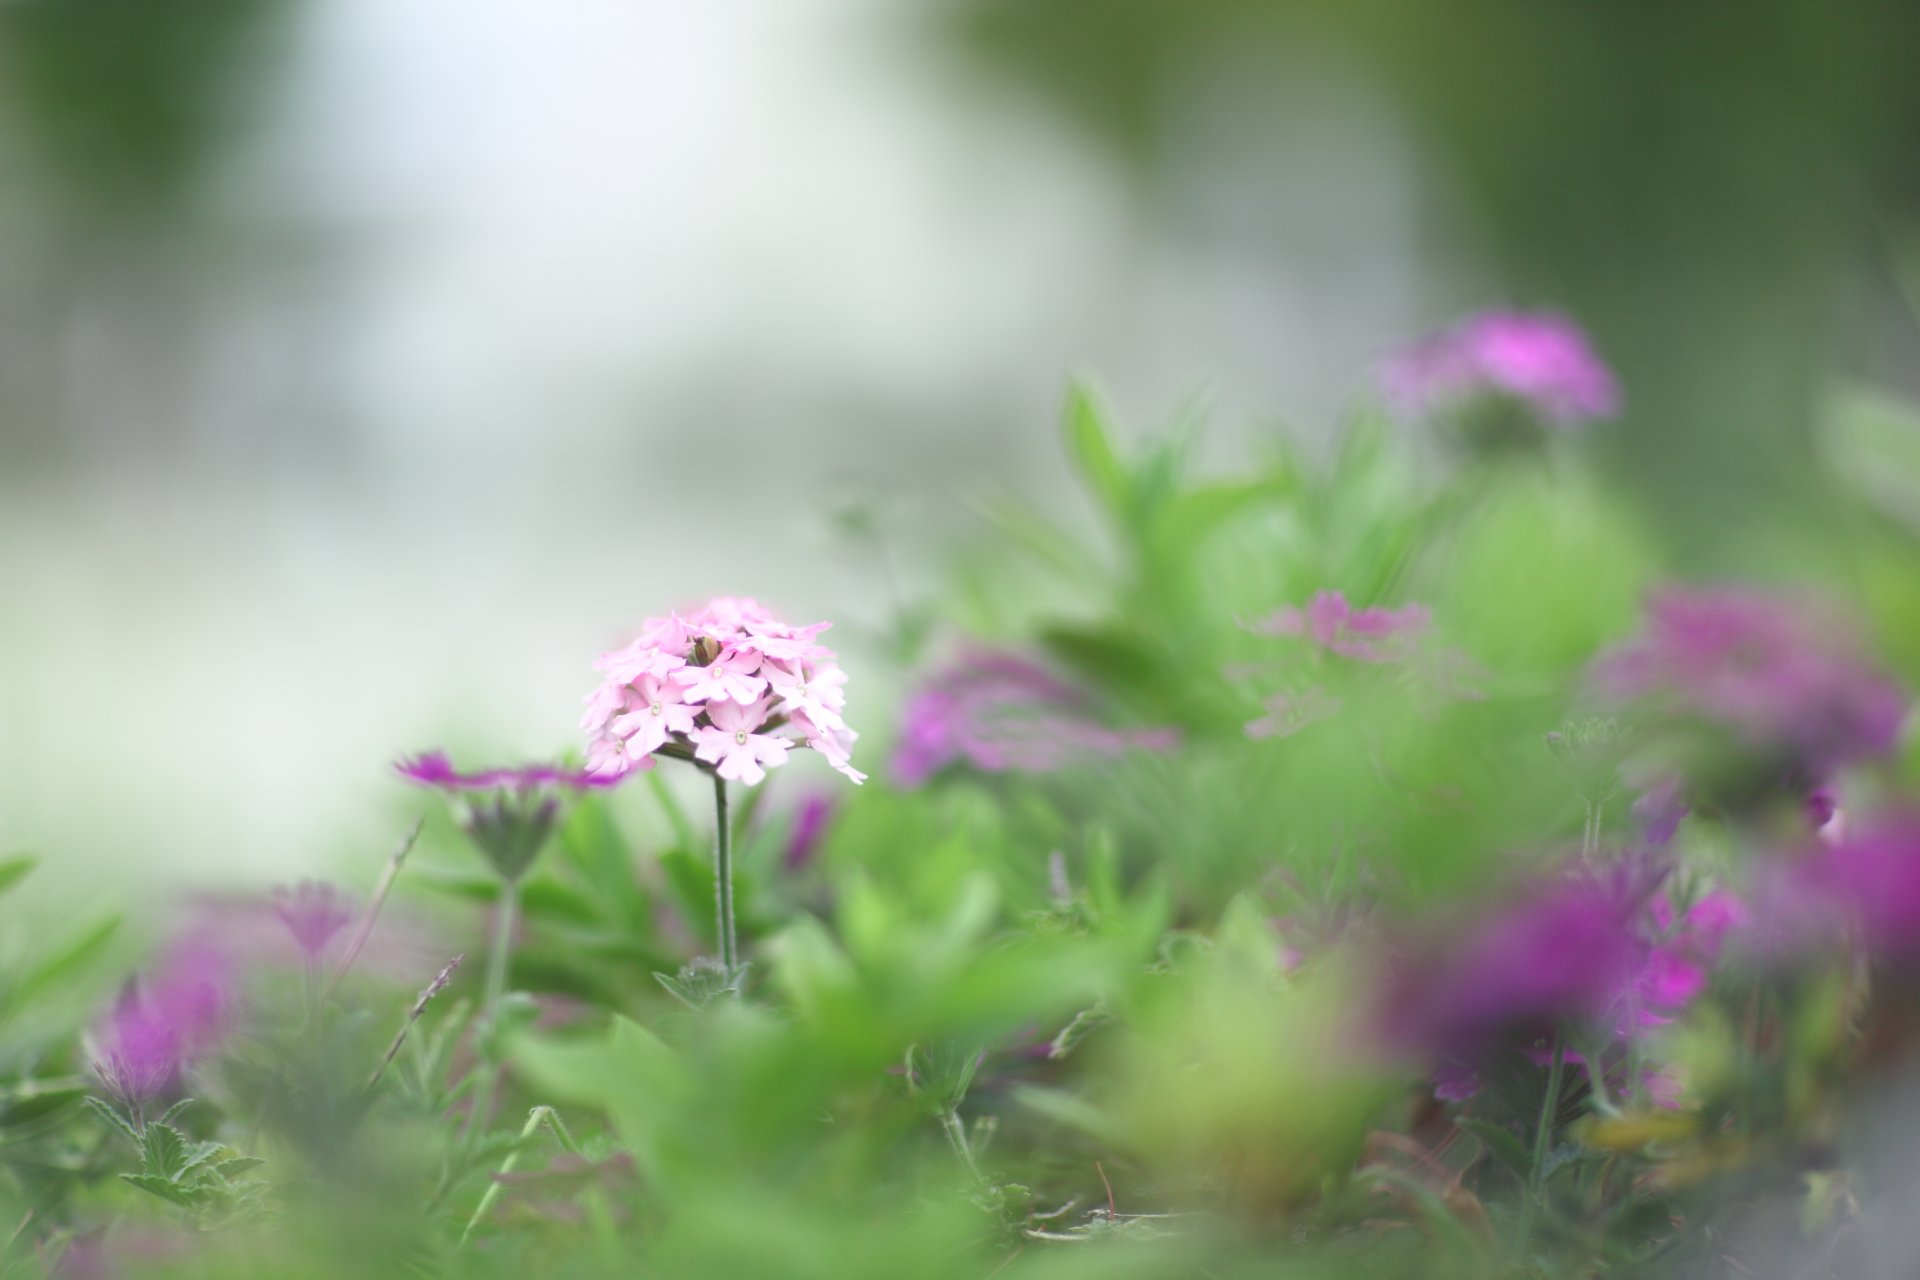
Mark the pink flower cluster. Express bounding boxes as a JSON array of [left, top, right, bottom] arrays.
[[891, 648, 1177, 786], [1244, 590, 1430, 663], [1380, 309, 1620, 429], [582, 596, 862, 787], [1594, 587, 1906, 776]]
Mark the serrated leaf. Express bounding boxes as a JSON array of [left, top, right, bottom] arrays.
[[141, 1122, 188, 1180], [214, 1155, 266, 1179], [84, 1096, 142, 1145], [156, 1098, 195, 1128], [121, 1172, 200, 1208]]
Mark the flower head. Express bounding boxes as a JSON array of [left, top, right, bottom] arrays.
[[1593, 587, 1906, 785], [582, 597, 863, 787], [891, 647, 1176, 787], [1380, 309, 1620, 430], [94, 940, 234, 1106], [271, 881, 355, 960], [397, 752, 614, 881], [1759, 811, 1920, 960]]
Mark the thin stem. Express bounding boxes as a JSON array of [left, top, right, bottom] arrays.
[[713, 775, 737, 972], [327, 816, 424, 999], [1531, 1036, 1566, 1194], [939, 1108, 983, 1185], [368, 953, 463, 1090], [1580, 798, 1600, 857], [482, 877, 522, 1031], [461, 1106, 574, 1244]]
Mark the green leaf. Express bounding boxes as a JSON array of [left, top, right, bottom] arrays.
[[121, 1172, 200, 1208], [12, 915, 122, 1008], [214, 1156, 265, 1179], [1456, 1118, 1533, 1180], [1062, 380, 1129, 518], [0, 1079, 88, 1128], [0, 854, 36, 898], [141, 1122, 188, 1180], [84, 1095, 142, 1145]]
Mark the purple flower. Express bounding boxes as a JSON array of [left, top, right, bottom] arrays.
[[1377, 860, 1666, 1058], [398, 751, 616, 882], [395, 751, 617, 792], [891, 648, 1177, 787], [783, 794, 836, 871], [1593, 588, 1906, 780], [1633, 777, 1689, 847], [1380, 309, 1620, 429], [94, 941, 234, 1105], [271, 881, 355, 960], [1762, 811, 1920, 959]]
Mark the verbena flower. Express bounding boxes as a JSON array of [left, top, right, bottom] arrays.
[[1593, 587, 1906, 790], [94, 941, 234, 1106], [271, 880, 354, 960], [396, 752, 616, 882], [581, 596, 864, 786], [891, 647, 1176, 786], [1380, 309, 1620, 429]]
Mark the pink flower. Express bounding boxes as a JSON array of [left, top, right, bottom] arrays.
[[583, 597, 863, 786], [1593, 587, 1906, 777], [891, 647, 1176, 786], [674, 648, 769, 705], [691, 697, 791, 786], [1380, 309, 1620, 429], [94, 940, 235, 1105], [271, 881, 355, 960], [1245, 591, 1430, 662], [609, 673, 698, 757]]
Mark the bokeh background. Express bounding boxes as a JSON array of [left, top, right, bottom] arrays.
[[5, 0, 1920, 896]]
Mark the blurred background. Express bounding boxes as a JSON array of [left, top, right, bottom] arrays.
[[4, 0, 1919, 894]]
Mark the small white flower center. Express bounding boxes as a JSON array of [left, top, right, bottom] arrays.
[[734, 730, 748, 745], [650, 702, 662, 716]]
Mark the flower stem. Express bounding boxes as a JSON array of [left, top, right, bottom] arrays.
[[1531, 1035, 1565, 1194], [939, 1108, 983, 1185], [713, 775, 737, 972], [482, 877, 522, 1031]]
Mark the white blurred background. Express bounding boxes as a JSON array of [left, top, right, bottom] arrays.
[[0, 0, 1422, 891]]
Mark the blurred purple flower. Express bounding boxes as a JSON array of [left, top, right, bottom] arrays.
[[395, 751, 617, 792], [398, 750, 616, 882], [1244, 591, 1430, 663], [94, 940, 234, 1105], [1593, 587, 1906, 777], [1379, 859, 1667, 1059], [271, 881, 355, 960], [1761, 811, 1920, 959], [784, 794, 836, 871], [1380, 309, 1620, 429], [892, 648, 1177, 787], [1633, 777, 1689, 847]]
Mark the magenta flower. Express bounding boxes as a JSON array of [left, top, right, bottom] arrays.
[[784, 794, 837, 871], [1244, 591, 1430, 663], [94, 941, 234, 1107], [891, 647, 1176, 787], [1593, 587, 1906, 781], [271, 881, 355, 960], [581, 596, 863, 787], [396, 751, 615, 882], [1377, 860, 1665, 1059], [1380, 309, 1620, 429], [1760, 811, 1920, 960]]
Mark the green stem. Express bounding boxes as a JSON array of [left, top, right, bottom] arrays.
[[939, 1108, 983, 1185], [460, 1105, 577, 1244], [1531, 1036, 1565, 1194], [713, 775, 736, 972], [482, 877, 522, 1031]]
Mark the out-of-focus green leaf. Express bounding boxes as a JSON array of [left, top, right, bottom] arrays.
[[1063, 379, 1130, 518], [0, 853, 36, 897]]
